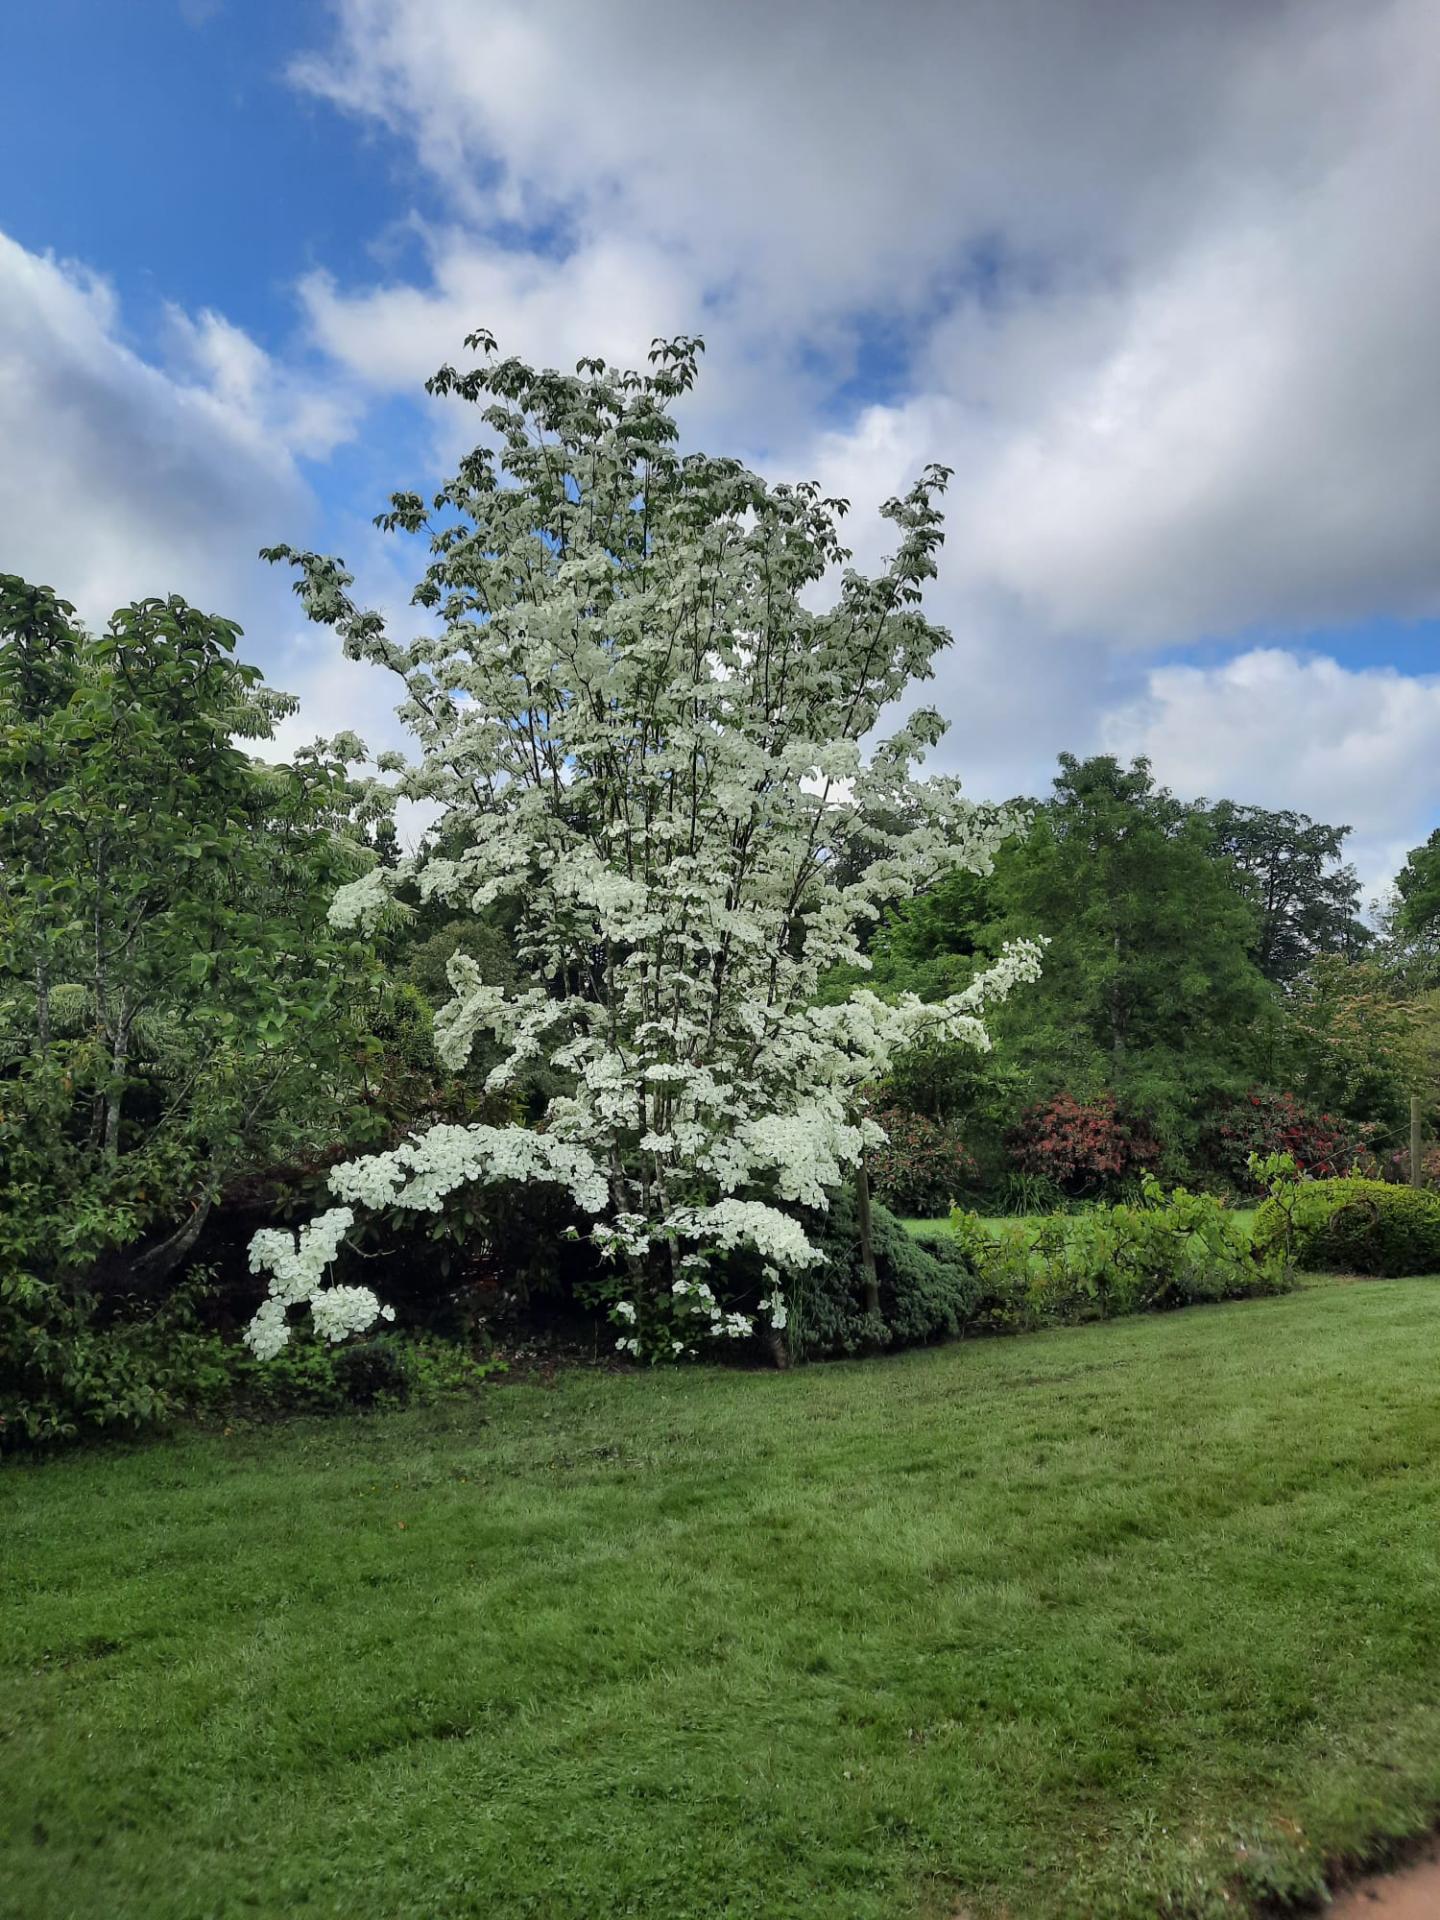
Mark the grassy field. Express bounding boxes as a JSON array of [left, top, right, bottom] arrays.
[[5, 1278, 1440, 1919]]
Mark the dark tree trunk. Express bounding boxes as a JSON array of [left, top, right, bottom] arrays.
[[856, 1157, 880, 1319]]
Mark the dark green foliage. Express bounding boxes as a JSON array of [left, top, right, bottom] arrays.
[[1394, 827, 1440, 943], [782, 1176, 1286, 1364], [404, 918, 519, 1009], [359, 1177, 605, 1323], [0, 1284, 501, 1449], [1255, 1176, 1440, 1276], [866, 1107, 976, 1214], [234, 1332, 499, 1418], [786, 1194, 978, 1359], [1195, 799, 1368, 984], [983, 757, 1271, 1156], [0, 1275, 232, 1450], [329, 1337, 411, 1407], [856, 755, 1276, 1178], [0, 573, 404, 1301]]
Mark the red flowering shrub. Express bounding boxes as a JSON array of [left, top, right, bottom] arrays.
[[1006, 1092, 1160, 1197], [868, 1108, 978, 1216], [1357, 1140, 1440, 1188], [1207, 1087, 1367, 1190]]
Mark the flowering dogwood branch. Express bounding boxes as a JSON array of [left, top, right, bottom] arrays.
[[246, 335, 1038, 1359]]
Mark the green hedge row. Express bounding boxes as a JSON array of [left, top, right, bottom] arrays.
[[1255, 1177, 1440, 1277], [787, 1182, 1290, 1359]]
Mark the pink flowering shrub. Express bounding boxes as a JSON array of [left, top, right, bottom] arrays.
[[1006, 1092, 1160, 1197], [868, 1108, 978, 1216], [1206, 1087, 1369, 1191]]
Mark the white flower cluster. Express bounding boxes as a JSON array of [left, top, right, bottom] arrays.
[[244, 1207, 394, 1358], [312, 1286, 396, 1346], [327, 865, 394, 933], [329, 1123, 609, 1217], [666, 1198, 825, 1272], [671, 1273, 754, 1343]]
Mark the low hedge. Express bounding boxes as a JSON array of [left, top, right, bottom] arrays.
[[1254, 1176, 1440, 1276], [783, 1179, 1287, 1361], [948, 1180, 1288, 1332], [785, 1194, 979, 1360]]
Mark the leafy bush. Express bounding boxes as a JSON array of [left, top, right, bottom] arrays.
[[0, 1275, 234, 1451], [785, 1194, 979, 1360], [946, 1177, 1290, 1333], [1006, 1092, 1160, 1197], [0, 577, 412, 1311], [1205, 1087, 1367, 1190], [0, 1264, 502, 1450], [867, 1108, 978, 1215], [329, 1337, 411, 1407], [1360, 1141, 1440, 1190], [239, 1331, 500, 1414], [987, 1170, 1077, 1217], [1254, 1176, 1440, 1276]]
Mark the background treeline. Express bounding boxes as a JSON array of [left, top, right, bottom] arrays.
[[3, 579, 1439, 1439], [842, 751, 1440, 1215]]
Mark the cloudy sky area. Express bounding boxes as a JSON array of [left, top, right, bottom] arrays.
[[3, 0, 1438, 898]]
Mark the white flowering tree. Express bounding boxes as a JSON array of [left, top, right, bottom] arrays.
[[246, 334, 1040, 1362]]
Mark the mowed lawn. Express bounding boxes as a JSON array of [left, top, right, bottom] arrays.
[[5, 1281, 1440, 1920]]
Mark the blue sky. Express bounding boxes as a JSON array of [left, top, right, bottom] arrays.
[[0, 3, 415, 344], [2, 0, 1437, 897]]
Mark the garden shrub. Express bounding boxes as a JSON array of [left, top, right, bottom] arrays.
[[868, 1108, 978, 1215], [0, 1275, 235, 1451], [1006, 1092, 1160, 1197], [328, 1337, 411, 1407], [947, 1177, 1290, 1333], [1254, 1176, 1440, 1276], [782, 1174, 1289, 1363], [0, 1267, 502, 1450], [236, 1331, 500, 1414], [1205, 1087, 1367, 1189], [785, 1194, 979, 1359], [1360, 1140, 1440, 1189]]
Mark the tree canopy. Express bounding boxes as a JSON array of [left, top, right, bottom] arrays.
[[248, 333, 1041, 1360]]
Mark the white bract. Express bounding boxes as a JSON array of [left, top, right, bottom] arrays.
[[243, 1207, 395, 1358], [247, 335, 1039, 1359]]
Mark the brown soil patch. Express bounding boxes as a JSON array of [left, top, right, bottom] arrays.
[[1328, 1838, 1440, 1916]]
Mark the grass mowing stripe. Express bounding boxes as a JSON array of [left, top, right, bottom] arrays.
[[3, 1277, 1439, 1918]]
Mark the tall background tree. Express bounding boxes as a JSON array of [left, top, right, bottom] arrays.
[[1193, 800, 1367, 985], [0, 575, 406, 1296]]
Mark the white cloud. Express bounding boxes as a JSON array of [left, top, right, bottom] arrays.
[[299, 224, 699, 414], [290, 0, 1440, 655], [0, 231, 336, 636], [1103, 650, 1440, 903], [163, 305, 354, 461], [289, 0, 1282, 323]]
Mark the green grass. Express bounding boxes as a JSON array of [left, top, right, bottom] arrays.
[[6, 1280, 1440, 1919]]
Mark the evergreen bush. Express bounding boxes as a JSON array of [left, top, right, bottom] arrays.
[[1254, 1176, 1440, 1276]]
